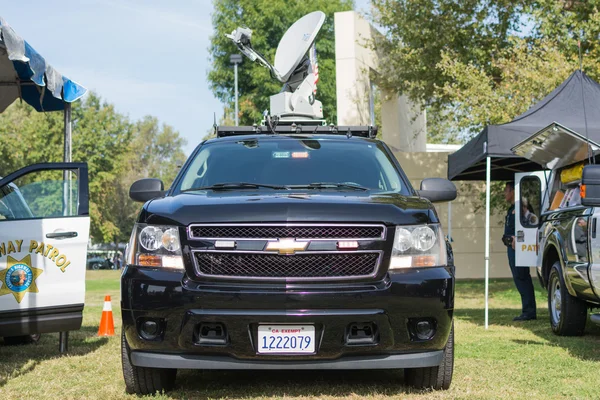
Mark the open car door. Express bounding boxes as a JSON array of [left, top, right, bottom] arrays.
[[0, 163, 89, 339], [515, 171, 549, 267]]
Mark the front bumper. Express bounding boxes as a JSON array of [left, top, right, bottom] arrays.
[[131, 350, 443, 369], [121, 266, 454, 368]]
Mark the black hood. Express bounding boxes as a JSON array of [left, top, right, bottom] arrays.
[[140, 191, 437, 226]]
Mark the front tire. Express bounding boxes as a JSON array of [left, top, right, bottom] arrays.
[[405, 322, 454, 390], [91, 263, 100, 270], [121, 330, 177, 395], [548, 261, 587, 336]]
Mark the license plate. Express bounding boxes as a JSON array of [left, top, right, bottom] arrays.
[[257, 325, 315, 354]]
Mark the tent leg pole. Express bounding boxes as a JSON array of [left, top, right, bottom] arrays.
[[63, 103, 72, 218], [485, 156, 491, 330], [64, 102, 71, 163]]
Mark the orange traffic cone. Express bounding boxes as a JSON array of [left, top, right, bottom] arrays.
[[98, 295, 115, 336]]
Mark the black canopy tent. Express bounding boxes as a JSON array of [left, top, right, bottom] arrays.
[[447, 69, 600, 329], [448, 70, 600, 181]]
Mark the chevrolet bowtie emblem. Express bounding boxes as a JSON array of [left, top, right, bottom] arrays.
[[265, 238, 309, 254]]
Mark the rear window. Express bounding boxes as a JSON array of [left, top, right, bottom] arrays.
[[175, 138, 410, 194]]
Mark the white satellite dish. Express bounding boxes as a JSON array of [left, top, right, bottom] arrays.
[[226, 11, 327, 122], [273, 11, 325, 83]]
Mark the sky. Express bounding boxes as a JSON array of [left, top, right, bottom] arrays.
[[2, 0, 372, 155]]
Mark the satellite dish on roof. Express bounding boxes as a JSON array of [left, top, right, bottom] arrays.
[[274, 11, 325, 82], [226, 11, 326, 122]]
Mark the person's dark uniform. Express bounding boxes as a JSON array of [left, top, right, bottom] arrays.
[[505, 204, 537, 320], [574, 220, 588, 262]]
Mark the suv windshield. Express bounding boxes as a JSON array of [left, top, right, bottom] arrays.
[[176, 137, 410, 195]]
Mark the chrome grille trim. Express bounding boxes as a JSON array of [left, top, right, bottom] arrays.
[[187, 223, 387, 241], [191, 250, 383, 281]]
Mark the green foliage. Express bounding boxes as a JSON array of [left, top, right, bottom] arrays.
[[369, 0, 600, 214], [0, 93, 187, 245], [108, 116, 188, 245], [208, 0, 354, 125], [370, 0, 530, 108], [437, 38, 576, 138]]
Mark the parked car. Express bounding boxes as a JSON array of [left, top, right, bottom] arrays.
[[0, 163, 90, 345], [87, 256, 115, 270], [120, 127, 457, 395], [513, 122, 600, 336]]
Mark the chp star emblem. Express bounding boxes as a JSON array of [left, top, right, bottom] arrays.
[[0, 255, 43, 303]]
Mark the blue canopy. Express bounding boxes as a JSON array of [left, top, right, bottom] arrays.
[[0, 17, 87, 112]]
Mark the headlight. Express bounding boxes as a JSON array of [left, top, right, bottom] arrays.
[[395, 228, 412, 252], [412, 226, 436, 251], [390, 224, 447, 269], [162, 228, 181, 252], [126, 223, 184, 269], [140, 226, 164, 251]]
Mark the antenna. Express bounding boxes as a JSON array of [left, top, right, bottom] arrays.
[[213, 112, 217, 136], [226, 11, 326, 123], [578, 40, 592, 164], [581, 74, 593, 164], [578, 40, 583, 71]]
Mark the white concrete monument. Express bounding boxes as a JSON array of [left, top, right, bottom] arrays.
[[334, 11, 426, 152]]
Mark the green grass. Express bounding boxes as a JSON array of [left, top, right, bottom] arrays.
[[2, 272, 600, 399]]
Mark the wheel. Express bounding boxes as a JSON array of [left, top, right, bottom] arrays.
[[91, 263, 100, 270], [548, 261, 587, 336], [121, 330, 176, 395], [3, 333, 41, 345], [405, 322, 454, 390]]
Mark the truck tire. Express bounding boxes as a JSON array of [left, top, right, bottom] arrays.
[[405, 322, 454, 390], [548, 261, 587, 336], [91, 263, 100, 270], [121, 330, 176, 395], [3, 333, 41, 345]]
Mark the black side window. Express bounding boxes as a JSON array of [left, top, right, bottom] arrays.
[[520, 176, 541, 228]]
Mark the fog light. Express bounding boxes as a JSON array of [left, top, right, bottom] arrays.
[[415, 321, 434, 340], [408, 318, 437, 341], [139, 319, 162, 341]]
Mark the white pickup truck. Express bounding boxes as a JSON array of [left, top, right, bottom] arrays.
[[513, 123, 600, 336]]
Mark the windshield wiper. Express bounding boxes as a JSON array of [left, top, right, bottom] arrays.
[[287, 182, 369, 191], [181, 182, 289, 192]]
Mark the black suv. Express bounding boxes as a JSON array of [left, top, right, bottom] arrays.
[[121, 127, 457, 395]]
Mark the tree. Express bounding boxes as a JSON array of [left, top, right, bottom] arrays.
[[208, 0, 354, 125], [108, 117, 188, 246], [368, 0, 600, 213], [0, 93, 187, 245], [369, 1, 600, 143], [370, 0, 531, 108], [438, 38, 576, 138]]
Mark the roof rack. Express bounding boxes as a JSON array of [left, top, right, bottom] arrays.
[[216, 124, 378, 139]]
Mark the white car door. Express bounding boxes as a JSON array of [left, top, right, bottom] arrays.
[[0, 163, 90, 326], [515, 171, 549, 267], [588, 209, 600, 298]]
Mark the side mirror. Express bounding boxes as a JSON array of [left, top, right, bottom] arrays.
[[417, 178, 457, 203], [129, 178, 165, 203], [582, 165, 600, 207]]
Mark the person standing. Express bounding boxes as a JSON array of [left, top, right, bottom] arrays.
[[503, 182, 537, 321], [574, 218, 588, 262]]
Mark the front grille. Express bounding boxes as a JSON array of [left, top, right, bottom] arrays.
[[194, 252, 380, 280], [189, 224, 384, 240]]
